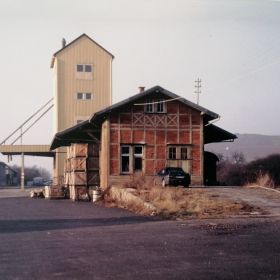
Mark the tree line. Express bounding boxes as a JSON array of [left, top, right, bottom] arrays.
[[216, 153, 280, 187], [11, 165, 51, 185]]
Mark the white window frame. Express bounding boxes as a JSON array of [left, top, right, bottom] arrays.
[[76, 92, 93, 100], [168, 146, 177, 160], [167, 145, 190, 160], [181, 147, 188, 160], [120, 145, 144, 174], [121, 145, 131, 174], [77, 64, 84, 72], [144, 99, 166, 113], [84, 65, 92, 72], [76, 64, 93, 73], [77, 92, 83, 100], [145, 99, 154, 113], [156, 99, 165, 113], [134, 145, 143, 171], [85, 92, 92, 100]]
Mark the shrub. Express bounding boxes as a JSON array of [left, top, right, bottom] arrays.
[[245, 154, 280, 186], [217, 153, 280, 187]]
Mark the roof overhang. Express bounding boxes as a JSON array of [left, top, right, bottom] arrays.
[[204, 124, 237, 144], [50, 121, 100, 150], [0, 145, 55, 157]]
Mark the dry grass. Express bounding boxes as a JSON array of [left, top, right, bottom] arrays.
[[255, 173, 275, 188], [103, 175, 255, 219], [245, 172, 275, 189], [139, 186, 252, 219], [103, 184, 156, 216]]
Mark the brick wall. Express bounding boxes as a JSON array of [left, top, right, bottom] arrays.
[[108, 96, 203, 185]]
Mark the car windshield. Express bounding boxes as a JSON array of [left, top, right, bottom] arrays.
[[169, 169, 185, 176]]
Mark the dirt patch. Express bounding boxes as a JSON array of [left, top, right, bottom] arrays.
[[103, 177, 262, 220]]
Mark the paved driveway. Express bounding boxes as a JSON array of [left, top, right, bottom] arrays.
[[205, 186, 280, 217], [0, 187, 279, 280]]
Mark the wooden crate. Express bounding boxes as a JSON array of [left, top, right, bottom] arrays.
[[88, 144, 99, 157], [64, 172, 71, 186], [71, 157, 87, 171], [87, 170, 100, 186], [71, 143, 88, 158], [64, 158, 71, 172], [87, 157, 99, 170], [66, 146, 72, 159], [70, 171, 87, 186], [44, 186, 65, 199], [69, 185, 75, 200], [69, 185, 88, 201]]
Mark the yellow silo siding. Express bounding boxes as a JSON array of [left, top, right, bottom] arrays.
[[53, 60, 58, 134], [53, 35, 112, 179], [55, 36, 112, 132]]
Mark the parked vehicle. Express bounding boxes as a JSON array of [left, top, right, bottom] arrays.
[[32, 177, 44, 186], [157, 167, 191, 187]]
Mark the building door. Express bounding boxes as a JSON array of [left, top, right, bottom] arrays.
[[167, 146, 191, 173]]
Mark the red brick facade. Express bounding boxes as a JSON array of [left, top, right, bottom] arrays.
[[108, 95, 203, 185]]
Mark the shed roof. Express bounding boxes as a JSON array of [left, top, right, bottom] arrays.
[[204, 124, 237, 144], [50, 121, 100, 150], [50, 33, 114, 68]]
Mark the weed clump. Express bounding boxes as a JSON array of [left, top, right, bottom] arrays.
[[104, 175, 253, 219]]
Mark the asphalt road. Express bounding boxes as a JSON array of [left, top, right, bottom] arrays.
[[0, 188, 280, 280]]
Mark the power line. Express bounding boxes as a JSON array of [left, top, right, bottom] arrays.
[[134, 97, 183, 106]]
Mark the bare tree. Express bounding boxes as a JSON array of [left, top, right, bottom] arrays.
[[231, 152, 246, 165]]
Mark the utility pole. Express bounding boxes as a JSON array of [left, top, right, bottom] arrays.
[[194, 78, 202, 105], [20, 127, 24, 190]]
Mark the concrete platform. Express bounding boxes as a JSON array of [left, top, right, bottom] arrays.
[[0, 186, 44, 198]]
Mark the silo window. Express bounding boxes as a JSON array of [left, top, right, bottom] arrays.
[[77, 64, 84, 72], [76, 92, 92, 100], [85, 65, 92, 72], [85, 93, 92, 100], [77, 92, 83, 100], [76, 64, 93, 73]]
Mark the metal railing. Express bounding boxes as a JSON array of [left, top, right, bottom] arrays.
[[0, 98, 54, 146], [0, 98, 54, 189]]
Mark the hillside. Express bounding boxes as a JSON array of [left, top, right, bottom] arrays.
[[205, 133, 280, 162]]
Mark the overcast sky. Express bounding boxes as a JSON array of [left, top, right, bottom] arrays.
[[0, 0, 280, 168]]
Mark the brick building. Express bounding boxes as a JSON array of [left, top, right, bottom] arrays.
[[51, 86, 236, 187], [0, 162, 18, 186]]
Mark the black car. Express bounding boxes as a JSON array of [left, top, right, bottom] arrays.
[[157, 167, 191, 188]]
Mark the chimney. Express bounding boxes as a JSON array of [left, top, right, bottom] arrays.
[[138, 86, 145, 93], [62, 38, 66, 48]]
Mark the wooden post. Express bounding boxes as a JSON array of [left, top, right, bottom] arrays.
[[21, 152, 24, 190], [20, 127, 24, 190]]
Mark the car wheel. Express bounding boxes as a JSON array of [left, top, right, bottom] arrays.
[[162, 179, 166, 187]]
